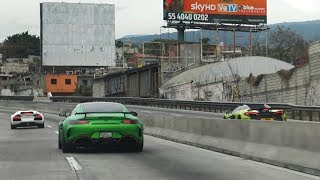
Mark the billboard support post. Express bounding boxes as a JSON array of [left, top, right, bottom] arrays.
[[233, 29, 236, 58], [250, 28, 253, 56], [200, 29, 203, 62], [122, 43, 125, 68], [177, 25, 185, 42], [266, 29, 268, 57], [216, 29, 220, 62]]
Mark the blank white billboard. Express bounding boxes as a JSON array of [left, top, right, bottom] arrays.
[[41, 2, 115, 66]]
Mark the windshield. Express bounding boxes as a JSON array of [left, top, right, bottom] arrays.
[[232, 105, 250, 114], [80, 102, 127, 113]]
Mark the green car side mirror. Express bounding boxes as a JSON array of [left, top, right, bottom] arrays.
[[59, 111, 71, 117], [130, 112, 138, 116]]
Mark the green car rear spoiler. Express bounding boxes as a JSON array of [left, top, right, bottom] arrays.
[[75, 112, 138, 118]]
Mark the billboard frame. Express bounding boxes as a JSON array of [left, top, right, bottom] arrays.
[[40, 2, 116, 67]]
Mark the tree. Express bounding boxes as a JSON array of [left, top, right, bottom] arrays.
[[115, 40, 123, 48], [268, 26, 308, 64], [74, 84, 92, 96], [200, 38, 211, 52], [1, 31, 40, 58], [200, 38, 210, 45]]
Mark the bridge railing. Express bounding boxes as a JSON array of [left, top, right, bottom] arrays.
[[49, 96, 320, 122]]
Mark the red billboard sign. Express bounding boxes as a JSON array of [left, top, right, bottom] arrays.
[[163, 0, 267, 24]]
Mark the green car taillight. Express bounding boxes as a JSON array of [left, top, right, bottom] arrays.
[[122, 119, 138, 124], [69, 120, 89, 125]]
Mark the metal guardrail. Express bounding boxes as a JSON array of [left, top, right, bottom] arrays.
[[50, 96, 320, 122], [0, 96, 34, 101], [0, 95, 318, 121]]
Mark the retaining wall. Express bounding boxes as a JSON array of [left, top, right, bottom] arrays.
[[162, 43, 320, 105]]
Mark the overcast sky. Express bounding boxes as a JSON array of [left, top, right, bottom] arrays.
[[0, 0, 320, 41]]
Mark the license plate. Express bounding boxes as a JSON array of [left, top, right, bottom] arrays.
[[100, 132, 112, 138], [261, 118, 274, 121]]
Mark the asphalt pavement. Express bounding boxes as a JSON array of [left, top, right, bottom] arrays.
[[0, 110, 319, 180]]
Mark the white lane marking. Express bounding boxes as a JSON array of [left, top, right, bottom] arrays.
[[66, 157, 83, 171], [170, 114, 183, 117], [54, 131, 59, 134], [46, 125, 52, 128]]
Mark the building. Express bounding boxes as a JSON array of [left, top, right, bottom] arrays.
[[0, 55, 40, 74], [93, 63, 160, 98], [45, 74, 77, 96], [127, 54, 158, 68], [0, 73, 42, 96], [0, 55, 43, 96], [115, 46, 138, 67]]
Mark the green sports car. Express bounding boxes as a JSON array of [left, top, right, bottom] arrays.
[[58, 102, 144, 153], [224, 104, 287, 121]]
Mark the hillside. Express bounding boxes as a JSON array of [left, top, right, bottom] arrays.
[[119, 20, 320, 45]]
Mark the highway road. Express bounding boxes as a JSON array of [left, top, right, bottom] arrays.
[[0, 110, 319, 180]]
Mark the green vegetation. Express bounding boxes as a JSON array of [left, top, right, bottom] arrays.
[[268, 26, 308, 64], [246, 73, 265, 87], [74, 85, 92, 96], [277, 68, 296, 88], [0, 31, 40, 58]]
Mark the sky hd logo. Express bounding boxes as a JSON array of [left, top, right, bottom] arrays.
[[191, 2, 216, 12], [218, 4, 238, 12]]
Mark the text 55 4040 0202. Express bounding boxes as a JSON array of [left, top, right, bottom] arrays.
[[167, 13, 209, 22]]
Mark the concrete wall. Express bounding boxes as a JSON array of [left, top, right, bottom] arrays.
[[92, 78, 105, 97], [1, 89, 14, 96], [0, 62, 29, 74], [162, 43, 320, 105], [1, 100, 320, 175], [92, 64, 160, 98]]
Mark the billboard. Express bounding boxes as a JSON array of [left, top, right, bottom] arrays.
[[163, 0, 267, 24], [41, 2, 115, 67]]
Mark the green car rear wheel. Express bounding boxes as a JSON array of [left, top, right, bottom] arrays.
[[58, 134, 62, 149], [62, 137, 75, 153]]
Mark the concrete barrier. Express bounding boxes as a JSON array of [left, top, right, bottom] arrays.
[[1, 100, 320, 176]]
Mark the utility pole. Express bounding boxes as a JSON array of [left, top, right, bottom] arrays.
[[122, 42, 125, 68], [200, 29, 203, 62]]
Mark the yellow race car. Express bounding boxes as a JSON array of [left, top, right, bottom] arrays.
[[224, 104, 287, 121]]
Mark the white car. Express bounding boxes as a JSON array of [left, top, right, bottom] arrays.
[[10, 110, 44, 129]]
